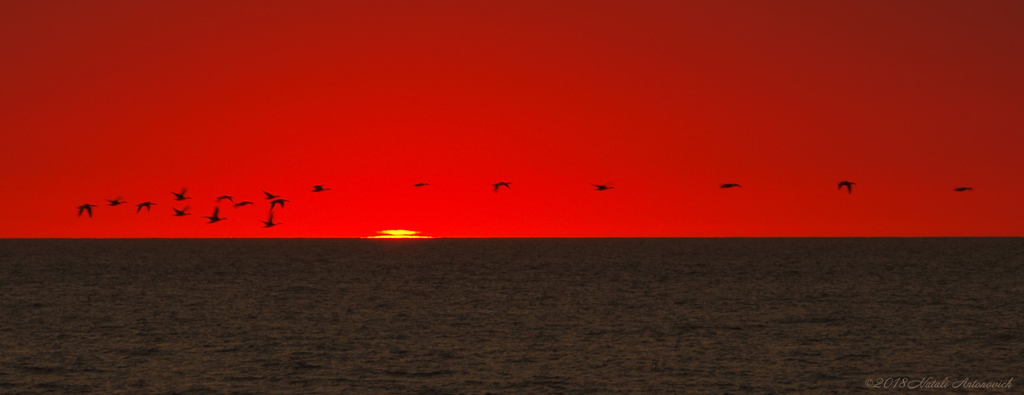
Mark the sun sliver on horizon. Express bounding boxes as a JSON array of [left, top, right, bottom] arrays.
[[365, 229, 434, 239]]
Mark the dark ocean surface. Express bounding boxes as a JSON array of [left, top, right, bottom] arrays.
[[1, 238, 1021, 394]]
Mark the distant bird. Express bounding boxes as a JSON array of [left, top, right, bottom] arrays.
[[217, 195, 234, 203], [172, 188, 191, 201], [312, 185, 331, 192], [107, 197, 127, 206], [838, 181, 855, 194], [172, 205, 192, 217], [270, 198, 290, 210], [77, 204, 97, 218], [721, 184, 741, 188], [261, 212, 280, 228], [414, 183, 430, 188], [136, 202, 155, 213], [234, 201, 254, 208], [493, 182, 511, 192], [204, 207, 226, 223], [263, 191, 279, 200], [954, 187, 974, 192], [592, 184, 614, 191]]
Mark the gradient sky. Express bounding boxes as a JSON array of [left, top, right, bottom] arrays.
[[3, 1, 1023, 238]]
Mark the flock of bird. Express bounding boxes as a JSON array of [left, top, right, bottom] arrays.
[[75, 185, 330, 228], [76, 180, 974, 227], [75, 182, 538, 227]]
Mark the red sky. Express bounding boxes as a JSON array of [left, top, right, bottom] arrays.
[[2, 1, 1023, 237]]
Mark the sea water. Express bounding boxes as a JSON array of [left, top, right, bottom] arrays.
[[1, 238, 1021, 394]]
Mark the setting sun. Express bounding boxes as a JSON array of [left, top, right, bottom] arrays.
[[365, 229, 433, 239]]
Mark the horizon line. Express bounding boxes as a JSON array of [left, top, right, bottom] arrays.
[[2, 236, 1022, 240]]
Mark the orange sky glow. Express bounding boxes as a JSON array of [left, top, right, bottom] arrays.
[[2, 1, 1023, 237]]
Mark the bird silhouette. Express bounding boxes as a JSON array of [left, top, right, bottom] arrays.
[[107, 197, 127, 206], [173, 205, 192, 217], [234, 201, 254, 208], [204, 207, 226, 223], [311, 185, 331, 192], [77, 204, 97, 218], [414, 183, 430, 188], [721, 184, 741, 188], [838, 181, 855, 194], [136, 202, 155, 213], [263, 191, 279, 200], [270, 199, 290, 210], [261, 212, 280, 228], [493, 182, 511, 192], [954, 187, 974, 192], [172, 188, 191, 201], [592, 184, 614, 191], [217, 195, 234, 203]]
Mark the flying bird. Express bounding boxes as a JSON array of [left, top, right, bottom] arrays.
[[954, 187, 973, 192], [414, 183, 430, 188], [493, 182, 511, 192], [234, 201, 254, 208], [838, 181, 855, 194], [204, 207, 226, 223], [172, 205, 192, 217], [172, 188, 191, 201], [270, 199, 290, 210], [261, 212, 280, 228], [721, 184, 741, 188], [263, 191, 279, 200], [592, 184, 614, 191], [217, 195, 234, 203], [136, 202, 155, 213], [77, 204, 97, 218], [312, 185, 331, 192], [107, 197, 127, 206]]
